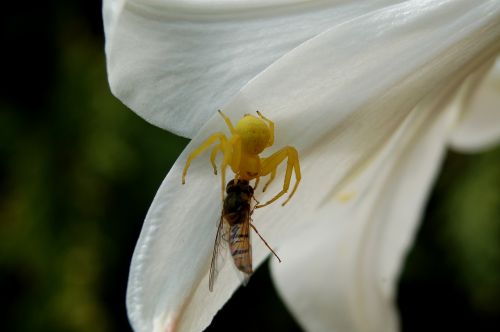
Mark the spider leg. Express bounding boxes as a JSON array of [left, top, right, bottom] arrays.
[[256, 111, 274, 147], [253, 176, 260, 191], [218, 137, 234, 201], [262, 169, 276, 193], [182, 132, 229, 185], [256, 146, 301, 208], [210, 145, 221, 175], [218, 110, 236, 135], [230, 135, 242, 180]]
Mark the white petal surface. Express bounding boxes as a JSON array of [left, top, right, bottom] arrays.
[[269, 79, 464, 332], [449, 56, 500, 152], [126, 1, 500, 332], [103, 0, 403, 137]]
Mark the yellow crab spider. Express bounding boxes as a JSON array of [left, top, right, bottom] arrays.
[[182, 110, 301, 208]]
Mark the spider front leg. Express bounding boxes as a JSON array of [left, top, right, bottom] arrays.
[[256, 111, 274, 147], [209, 135, 242, 198], [253, 176, 261, 191], [218, 137, 236, 200], [262, 169, 276, 193], [256, 146, 301, 208], [218, 110, 237, 135], [229, 135, 242, 182], [183, 132, 235, 201], [182, 132, 229, 184], [210, 145, 221, 175]]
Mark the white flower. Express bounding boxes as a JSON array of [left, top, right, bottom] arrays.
[[103, 0, 500, 331]]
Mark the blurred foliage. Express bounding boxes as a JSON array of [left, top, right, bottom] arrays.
[[0, 2, 187, 331], [399, 147, 500, 332], [0, 1, 499, 332]]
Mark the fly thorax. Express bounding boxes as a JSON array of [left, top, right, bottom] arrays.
[[224, 195, 241, 213]]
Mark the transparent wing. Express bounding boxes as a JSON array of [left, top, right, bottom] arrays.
[[209, 215, 229, 292]]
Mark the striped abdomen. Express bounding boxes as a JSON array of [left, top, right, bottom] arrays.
[[229, 222, 252, 275]]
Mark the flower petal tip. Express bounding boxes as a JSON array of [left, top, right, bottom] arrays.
[[154, 313, 180, 332]]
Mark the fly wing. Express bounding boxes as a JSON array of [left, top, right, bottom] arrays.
[[229, 214, 253, 285], [209, 215, 229, 292]]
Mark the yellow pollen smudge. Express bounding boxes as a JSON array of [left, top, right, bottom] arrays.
[[336, 191, 356, 202]]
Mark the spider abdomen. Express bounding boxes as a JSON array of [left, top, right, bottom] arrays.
[[235, 115, 271, 154]]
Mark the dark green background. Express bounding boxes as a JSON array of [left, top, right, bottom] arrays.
[[1, 2, 499, 331]]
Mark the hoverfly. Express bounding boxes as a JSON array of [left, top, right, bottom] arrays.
[[209, 179, 281, 291]]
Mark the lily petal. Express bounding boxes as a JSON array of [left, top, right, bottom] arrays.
[[103, 0, 404, 137], [126, 1, 500, 332], [449, 56, 500, 152], [269, 75, 469, 332]]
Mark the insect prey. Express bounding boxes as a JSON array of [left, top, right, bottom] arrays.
[[182, 111, 300, 290], [209, 179, 281, 291]]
